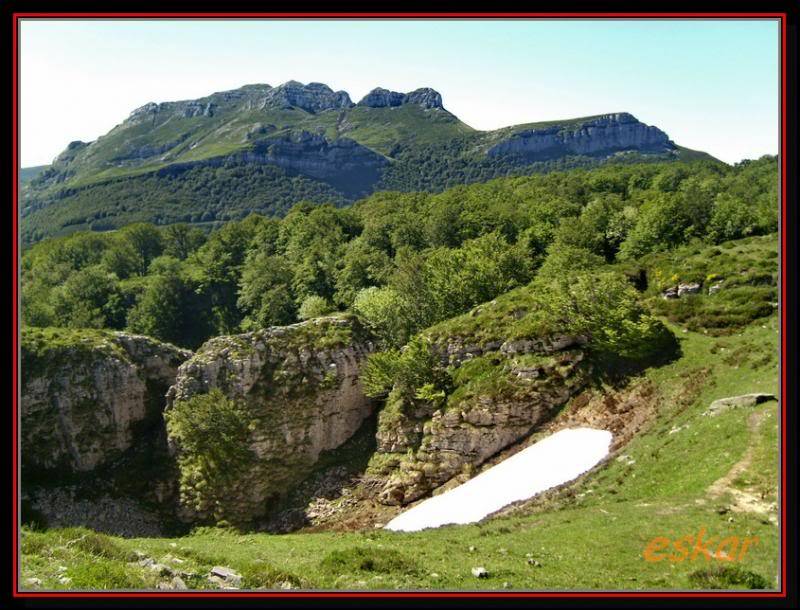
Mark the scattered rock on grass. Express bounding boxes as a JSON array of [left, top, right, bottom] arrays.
[[705, 393, 776, 416], [678, 282, 701, 297], [208, 566, 242, 589]]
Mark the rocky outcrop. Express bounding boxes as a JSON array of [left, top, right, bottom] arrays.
[[662, 281, 704, 299], [165, 315, 376, 524], [358, 87, 444, 110], [249, 130, 388, 187], [358, 88, 407, 108], [53, 141, 90, 165], [260, 81, 353, 113], [488, 113, 673, 161], [147, 130, 388, 197], [374, 338, 590, 506], [20, 329, 191, 474], [405, 87, 444, 110], [436, 334, 587, 366]]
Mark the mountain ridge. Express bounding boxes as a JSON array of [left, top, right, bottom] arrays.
[[20, 80, 717, 243]]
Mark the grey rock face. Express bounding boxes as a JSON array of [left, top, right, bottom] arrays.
[[488, 113, 673, 161], [21, 331, 191, 473], [662, 282, 705, 299], [181, 101, 215, 118], [357, 86, 444, 110], [260, 81, 353, 113], [24, 486, 166, 537], [405, 87, 444, 109], [433, 334, 585, 367], [358, 87, 407, 108], [249, 130, 388, 184], [165, 315, 376, 524], [375, 342, 589, 506], [148, 130, 388, 198]]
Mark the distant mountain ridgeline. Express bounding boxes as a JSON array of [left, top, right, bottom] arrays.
[[20, 80, 715, 243]]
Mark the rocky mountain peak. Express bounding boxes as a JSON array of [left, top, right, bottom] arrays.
[[357, 87, 444, 110], [405, 87, 444, 109], [261, 80, 354, 113], [357, 87, 407, 108]]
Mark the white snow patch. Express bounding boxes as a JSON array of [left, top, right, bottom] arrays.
[[384, 427, 612, 532]]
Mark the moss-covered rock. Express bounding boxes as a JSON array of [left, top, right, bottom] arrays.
[[21, 327, 192, 473], [165, 315, 376, 525], [374, 347, 589, 505]]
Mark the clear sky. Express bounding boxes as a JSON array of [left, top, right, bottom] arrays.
[[19, 18, 779, 166]]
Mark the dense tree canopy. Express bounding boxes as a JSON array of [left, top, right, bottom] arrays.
[[21, 157, 778, 350]]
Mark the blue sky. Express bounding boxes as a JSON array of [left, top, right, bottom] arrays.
[[20, 19, 779, 166]]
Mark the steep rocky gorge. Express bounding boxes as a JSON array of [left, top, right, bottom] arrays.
[[20, 315, 611, 531]]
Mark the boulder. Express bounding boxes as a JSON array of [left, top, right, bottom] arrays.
[[678, 282, 702, 297], [706, 393, 776, 416], [209, 566, 242, 588]]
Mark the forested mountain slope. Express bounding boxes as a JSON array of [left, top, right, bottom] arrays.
[[20, 81, 715, 243]]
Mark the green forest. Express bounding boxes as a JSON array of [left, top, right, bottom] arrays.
[[22, 156, 778, 353]]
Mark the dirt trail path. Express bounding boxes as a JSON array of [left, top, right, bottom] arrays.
[[706, 408, 778, 524]]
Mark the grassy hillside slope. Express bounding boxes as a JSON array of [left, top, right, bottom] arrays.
[[20, 234, 780, 591]]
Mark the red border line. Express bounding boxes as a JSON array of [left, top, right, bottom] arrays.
[[12, 11, 789, 600]]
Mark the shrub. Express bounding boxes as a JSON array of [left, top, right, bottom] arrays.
[[353, 286, 416, 348], [361, 337, 449, 399], [298, 295, 334, 320], [164, 389, 258, 522], [537, 243, 605, 281], [689, 566, 771, 590], [319, 546, 419, 575], [536, 272, 676, 364]]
